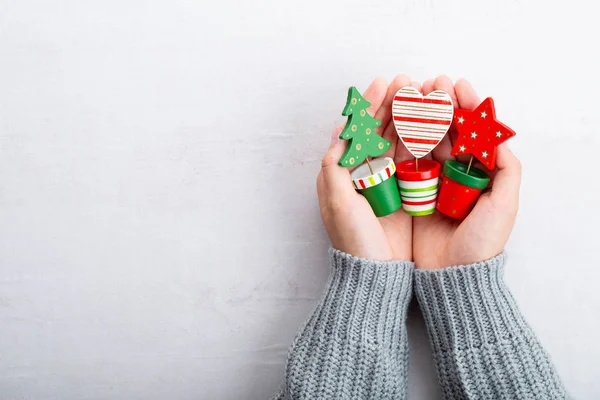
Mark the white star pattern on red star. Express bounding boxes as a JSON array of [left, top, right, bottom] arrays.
[[450, 97, 517, 169]]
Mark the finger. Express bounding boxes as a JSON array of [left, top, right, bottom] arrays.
[[489, 145, 521, 211], [321, 126, 353, 193], [455, 78, 481, 110], [377, 74, 412, 158], [394, 137, 413, 164], [433, 75, 458, 105], [363, 77, 388, 118], [322, 126, 345, 167], [481, 144, 512, 186], [430, 75, 456, 164], [410, 81, 421, 92], [422, 79, 434, 96]]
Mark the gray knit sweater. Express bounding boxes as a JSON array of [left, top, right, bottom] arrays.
[[273, 248, 567, 399]]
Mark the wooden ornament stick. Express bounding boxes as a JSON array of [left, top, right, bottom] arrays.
[[415, 157, 419, 172], [365, 157, 374, 175], [466, 156, 474, 175]]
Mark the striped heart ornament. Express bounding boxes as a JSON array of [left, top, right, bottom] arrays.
[[392, 87, 454, 158]]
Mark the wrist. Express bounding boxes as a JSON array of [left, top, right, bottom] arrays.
[[330, 247, 413, 265], [415, 243, 504, 270]]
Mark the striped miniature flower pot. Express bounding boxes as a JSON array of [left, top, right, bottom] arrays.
[[396, 159, 441, 216], [436, 160, 490, 220], [351, 157, 402, 217]]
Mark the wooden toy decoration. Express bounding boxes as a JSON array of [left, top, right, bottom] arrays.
[[396, 159, 441, 216], [392, 86, 454, 216], [338, 87, 402, 217], [351, 157, 400, 217], [392, 86, 454, 158], [436, 97, 517, 219], [338, 87, 391, 167]]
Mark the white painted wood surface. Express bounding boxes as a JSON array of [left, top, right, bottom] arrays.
[[1, 0, 598, 398]]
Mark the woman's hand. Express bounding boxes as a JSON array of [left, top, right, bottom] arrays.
[[317, 76, 520, 266], [317, 76, 418, 261], [412, 76, 522, 269]]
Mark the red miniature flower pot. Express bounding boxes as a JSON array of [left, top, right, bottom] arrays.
[[436, 160, 490, 220], [395, 159, 441, 216], [351, 157, 402, 217]]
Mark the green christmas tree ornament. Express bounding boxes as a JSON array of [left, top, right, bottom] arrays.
[[337, 86, 401, 217], [338, 87, 392, 167]]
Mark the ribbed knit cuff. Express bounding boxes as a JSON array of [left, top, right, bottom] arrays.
[[414, 253, 530, 353], [325, 248, 415, 345], [281, 248, 414, 399], [414, 254, 569, 399]]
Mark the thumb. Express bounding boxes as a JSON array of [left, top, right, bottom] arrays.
[[321, 126, 353, 192], [490, 145, 522, 211]]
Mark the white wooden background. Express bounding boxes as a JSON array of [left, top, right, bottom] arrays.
[[1, 0, 598, 398]]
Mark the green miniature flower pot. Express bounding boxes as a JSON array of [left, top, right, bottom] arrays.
[[351, 157, 402, 217]]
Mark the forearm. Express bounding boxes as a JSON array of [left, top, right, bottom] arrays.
[[414, 254, 568, 400], [273, 248, 414, 400]]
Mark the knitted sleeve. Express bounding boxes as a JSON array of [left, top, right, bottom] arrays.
[[414, 253, 568, 399], [272, 248, 414, 400]]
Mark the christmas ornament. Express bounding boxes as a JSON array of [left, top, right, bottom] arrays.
[[351, 157, 401, 217], [392, 86, 454, 158], [436, 161, 490, 220], [436, 97, 516, 220], [392, 86, 452, 217], [338, 86, 401, 217], [450, 97, 516, 170], [338, 86, 392, 167], [396, 159, 441, 216]]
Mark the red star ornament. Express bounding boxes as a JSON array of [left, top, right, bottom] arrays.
[[450, 97, 516, 170]]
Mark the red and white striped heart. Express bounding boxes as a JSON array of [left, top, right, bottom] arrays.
[[392, 87, 454, 159]]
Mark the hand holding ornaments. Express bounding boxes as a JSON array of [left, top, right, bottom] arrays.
[[338, 82, 516, 220], [321, 76, 520, 266]]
